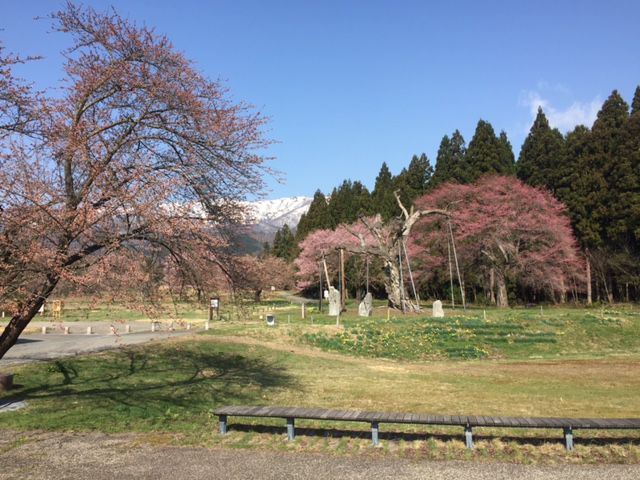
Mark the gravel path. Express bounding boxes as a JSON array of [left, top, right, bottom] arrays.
[[0, 326, 199, 367], [0, 431, 638, 480]]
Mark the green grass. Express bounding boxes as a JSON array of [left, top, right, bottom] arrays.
[[2, 297, 640, 464], [1, 333, 640, 463], [293, 305, 640, 360]]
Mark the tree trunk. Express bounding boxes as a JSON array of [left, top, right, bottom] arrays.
[[495, 270, 509, 308], [0, 277, 59, 360], [384, 258, 418, 312], [586, 255, 592, 305], [489, 268, 496, 305], [254, 289, 262, 303], [559, 278, 567, 304]]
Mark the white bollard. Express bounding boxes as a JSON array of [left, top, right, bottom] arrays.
[[151, 322, 156, 333], [64, 326, 70, 335], [125, 325, 131, 333], [41, 326, 47, 334], [86, 326, 92, 335], [301, 303, 306, 319], [205, 321, 210, 331], [186, 323, 191, 330]]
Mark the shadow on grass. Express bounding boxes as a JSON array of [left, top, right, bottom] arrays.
[[3, 345, 297, 420], [227, 423, 640, 448]]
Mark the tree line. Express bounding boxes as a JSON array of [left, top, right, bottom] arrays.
[[279, 88, 640, 304]]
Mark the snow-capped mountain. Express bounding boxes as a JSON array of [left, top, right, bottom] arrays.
[[244, 196, 312, 241]]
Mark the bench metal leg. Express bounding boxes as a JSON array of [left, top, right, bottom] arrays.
[[564, 427, 573, 451], [464, 425, 473, 449], [219, 415, 227, 435], [371, 422, 379, 446], [287, 417, 295, 441]]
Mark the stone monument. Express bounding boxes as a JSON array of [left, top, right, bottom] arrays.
[[432, 299, 444, 318], [328, 286, 341, 316], [358, 292, 373, 317]]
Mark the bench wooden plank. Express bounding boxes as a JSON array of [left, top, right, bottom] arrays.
[[215, 406, 640, 434]]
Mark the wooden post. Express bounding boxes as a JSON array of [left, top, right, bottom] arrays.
[[465, 425, 473, 449], [586, 252, 592, 305], [340, 248, 346, 311], [219, 415, 228, 434], [403, 240, 420, 309], [448, 239, 455, 308], [322, 253, 331, 287], [371, 422, 379, 446], [318, 265, 323, 313], [564, 426, 573, 451], [448, 220, 466, 310], [398, 243, 406, 313], [287, 417, 295, 441]]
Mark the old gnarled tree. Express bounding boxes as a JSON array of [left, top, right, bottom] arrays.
[[296, 192, 448, 312]]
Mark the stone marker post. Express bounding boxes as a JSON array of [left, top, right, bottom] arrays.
[[432, 300, 445, 318]]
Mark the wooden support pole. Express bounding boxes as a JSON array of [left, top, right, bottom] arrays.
[[465, 425, 473, 449], [564, 426, 573, 451], [340, 248, 346, 311], [371, 422, 380, 446], [287, 417, 295, 441], [448, 220, 466, 310], [319, 265, 323, 313], [322, 254, 331, 287], [398, 243, 406, 314], [403, 240, 420, 309], [448, 239, 455, 308], [219, 415, 228, 434]]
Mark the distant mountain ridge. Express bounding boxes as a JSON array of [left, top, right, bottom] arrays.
[[243, 196, 312, 242]]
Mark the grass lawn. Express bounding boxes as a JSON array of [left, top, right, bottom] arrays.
[[2, 303, 640, 465]]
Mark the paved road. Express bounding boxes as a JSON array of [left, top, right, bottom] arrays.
[[0, 324, 199, 367], [0, 431, 638, 480]]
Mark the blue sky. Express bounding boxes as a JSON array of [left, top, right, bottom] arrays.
[[2, 1, 639, 199]]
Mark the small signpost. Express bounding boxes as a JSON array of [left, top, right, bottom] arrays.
[[209, 297, 220, 322], [52, 300, 63, 320]]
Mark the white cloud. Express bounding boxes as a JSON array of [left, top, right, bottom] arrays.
[[519, 91, 602, 133]]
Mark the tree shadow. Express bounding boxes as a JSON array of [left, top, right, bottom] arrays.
[[3, 345, 297, 418]]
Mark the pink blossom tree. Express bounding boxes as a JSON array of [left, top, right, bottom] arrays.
[[412, 176, 583, 307], [0, 4, 270, 358], [296, 194, 448, 311]]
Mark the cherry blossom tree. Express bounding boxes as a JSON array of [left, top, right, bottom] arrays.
[[231, 255, 295, 302], [296, 194, 447, 311], [0, 4, 270, 358], [412, 176, 583, 307]]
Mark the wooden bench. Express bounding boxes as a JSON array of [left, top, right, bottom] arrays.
[[213, 405, 640, 451]]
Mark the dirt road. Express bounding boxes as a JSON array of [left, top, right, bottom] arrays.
[[0, 431, 638, 480]]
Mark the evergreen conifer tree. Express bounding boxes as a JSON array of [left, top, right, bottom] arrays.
[[272, 224, 297, 261], [626, 87, 640, 247], [466, 120, 511, 181], [590, 90, 630, 247], [497, 130, 516, 175], [432, 130, 467, 186], [395, 153, 433, 207], [372, 162, 398, 220], [517, 107, 565, 194], [295, 190, 330, 241]]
